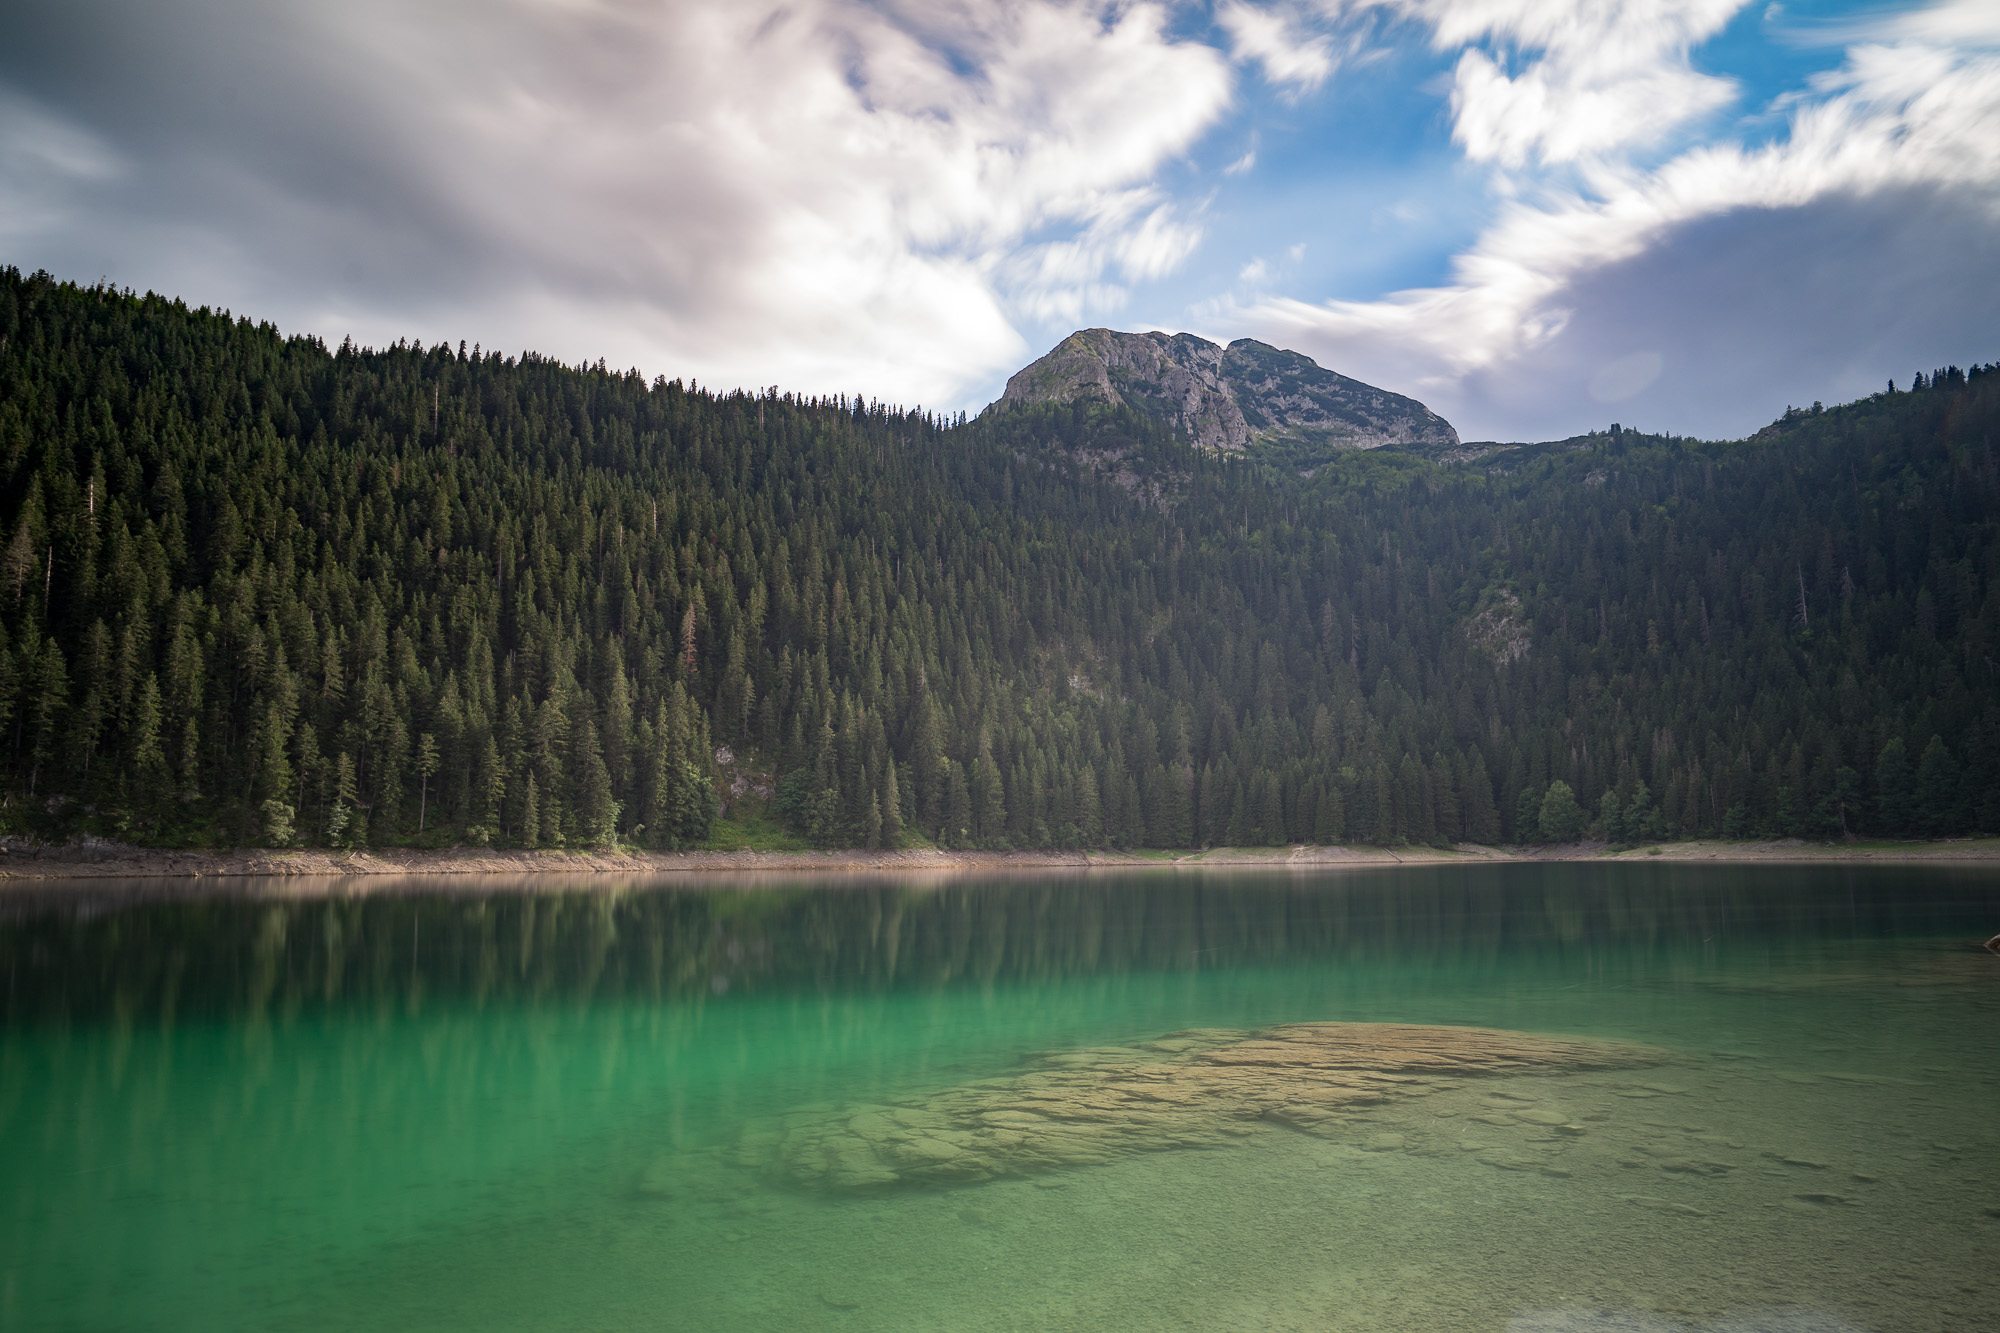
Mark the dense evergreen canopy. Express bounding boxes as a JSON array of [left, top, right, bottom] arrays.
[[2, 269, 1995, 849]]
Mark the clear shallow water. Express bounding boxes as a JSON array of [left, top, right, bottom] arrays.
[[2, 863, 1998, 1331]]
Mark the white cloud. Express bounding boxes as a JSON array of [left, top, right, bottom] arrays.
[[1829, 0, 2000, 47], [11, 0, 1995, 436], [0, 0, 1233, 409], [1219, 1, 2000, 434], [1235, 240, 1314, 290], [1219, 1, 1338, 93], [999, 188, 1208, 325], [1446, 43, 1733, 167], [1302, 0, 1748, 165]]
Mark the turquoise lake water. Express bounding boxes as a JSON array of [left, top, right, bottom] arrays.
[[3, 863, 1998, 1330]]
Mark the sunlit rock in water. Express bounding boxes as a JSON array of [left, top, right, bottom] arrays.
[[743, 1022, 1669, 1191]]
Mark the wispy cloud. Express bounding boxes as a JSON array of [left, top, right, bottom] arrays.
[[1219, 1, 1339, 93], [999, 188, 1209, 325], [1327, 0, 1751, 165], [1810, 0, 2000, 47]]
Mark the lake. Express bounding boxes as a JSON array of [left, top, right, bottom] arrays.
[[3, 863, 1997, 1330]]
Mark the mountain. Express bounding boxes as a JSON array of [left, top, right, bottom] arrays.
[[2, 267, 1997, 854], [989, 328, 1458, 465]]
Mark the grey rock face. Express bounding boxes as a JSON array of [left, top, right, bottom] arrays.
[[991, 328, 1458, 464]]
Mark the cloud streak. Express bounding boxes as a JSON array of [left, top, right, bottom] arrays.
[[1220, 2, 1339, 93]]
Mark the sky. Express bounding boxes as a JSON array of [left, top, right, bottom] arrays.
[[2, 0, 1996, 441]]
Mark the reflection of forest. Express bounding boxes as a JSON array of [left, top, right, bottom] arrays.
[[4, 865, 1995, 1025]]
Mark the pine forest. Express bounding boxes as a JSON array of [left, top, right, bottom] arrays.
[[2, 268, 1996, 852]]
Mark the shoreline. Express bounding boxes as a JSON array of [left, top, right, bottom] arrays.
[[3, 837, 1999, 885]]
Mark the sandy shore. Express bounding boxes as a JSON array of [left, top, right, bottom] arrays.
[[2, 836, 1998, 884]]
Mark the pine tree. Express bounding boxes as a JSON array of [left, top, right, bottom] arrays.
[[971, 746, 1006, 845], [880, 763, 903, 848], [327, 752, 360, 847], [1460, 750, 1500, 843], [572, 718, 618, 846], [1916, 736, 1963, 837], [520, 773, 541, 849], [256, 703, 294, 830], [943, 760, 972, 849], [3, 518, 35, 603], [1874, 739, 1916, 837], [25, 640, 68, 796], [128, 673, 169, 800], [415, 732, 439, 833]]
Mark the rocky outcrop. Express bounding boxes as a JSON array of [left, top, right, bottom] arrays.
[[737, 1021, 1667, 1191], [1465, 589, 1530, 665], [989, 329, 1458, 465]]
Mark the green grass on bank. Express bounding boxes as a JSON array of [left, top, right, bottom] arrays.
[[704, 812, 813, 853]]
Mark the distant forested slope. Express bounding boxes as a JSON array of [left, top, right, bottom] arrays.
[[1, 269, 1995, 849]]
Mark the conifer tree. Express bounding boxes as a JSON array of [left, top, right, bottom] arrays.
[[520, 773, 541, 850], [328, 752, 360, 848], [1916, 736, 1963, 837], [415, 732, 439, 833], [880, 763, 903, 848], [1874, 739, 1915, 837], [25, 640, 67, 796]]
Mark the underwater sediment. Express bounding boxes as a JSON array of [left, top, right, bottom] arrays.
[[742, 1021, 1669, 1190]]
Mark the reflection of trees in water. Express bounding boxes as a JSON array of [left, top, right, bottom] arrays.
[[2, 865, 1991, 1027], [2, 865, 1992, 1201]]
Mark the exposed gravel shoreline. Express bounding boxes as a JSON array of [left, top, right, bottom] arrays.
[[3, 837, 1997, 885]]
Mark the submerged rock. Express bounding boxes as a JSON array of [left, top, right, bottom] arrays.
[[1477, 1149, 1549, 1173], [743, 1021, 1668, 1192], [1657, 1158, 1734, 1177], [1513, 1108, 1574, 1126], [1620, 1194, 1711, 1218]]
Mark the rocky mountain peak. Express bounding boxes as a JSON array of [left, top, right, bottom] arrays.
[[989, 328, 1457, 464]]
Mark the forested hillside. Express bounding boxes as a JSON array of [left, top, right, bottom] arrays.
[[2, 269, 1996, 850]]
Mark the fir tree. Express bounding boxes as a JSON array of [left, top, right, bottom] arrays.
[[1874, 739, 1916, 838]]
